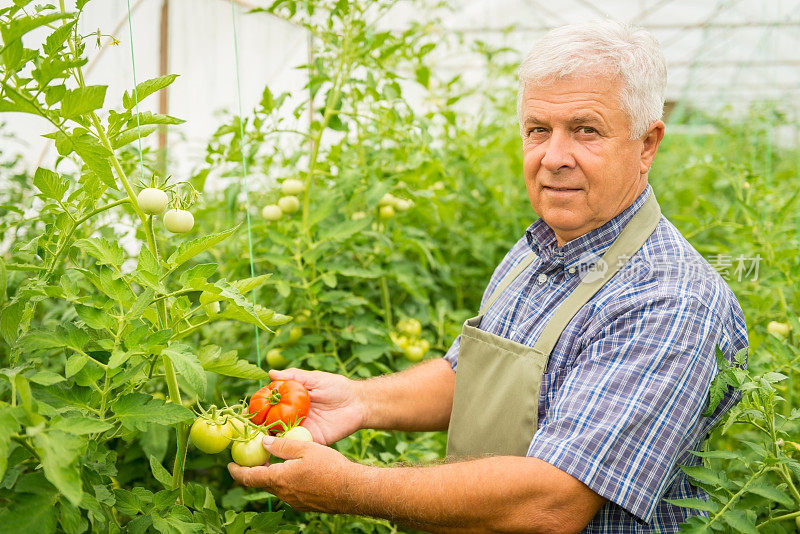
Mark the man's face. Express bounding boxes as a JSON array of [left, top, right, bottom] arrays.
[[520, 76, 664, 246]]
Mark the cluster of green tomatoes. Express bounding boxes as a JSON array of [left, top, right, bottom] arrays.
[[390, 318, 430, 362], [137, 184, 196, 233], [261, 179, 305, 222]]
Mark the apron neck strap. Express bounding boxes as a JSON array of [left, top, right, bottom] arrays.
[[532, 191, 662, 356], [480, 252, 538, 316]]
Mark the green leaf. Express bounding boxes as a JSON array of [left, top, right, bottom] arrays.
[[128, 111, 185, 126], [0, 490, 59, 534], [197, 345, 268, 380], [60, 85, 107, 119], [64, 353, 88, 377], [123, 74, 179, 110], [111, 393, 194, 432], [73, 237, 125, 268], [27, 370, 65, 386], [74, 304, 116, 331], [113, 489, 142, 516], [71, 133, 115, 189], [680, 464, 724, 487], [149, 455, 173, 490], [127, 288, 154, 320], [318, 218, 370, 242], [50, 415, 112, 435], [111, 125, 158, 149], [1, 12, 74, 43], [151, 507, 205, 534], [42, 21, 76, 56], [31, 429, 84, 506], [0, 407, 22, 480], [33, 167, 68, 201], [664, 497, 719, 513], [166, 226, 238, 271], [162, 344, 206, 397], [720, 510, 758, 534], [745, 484, 794, 507]]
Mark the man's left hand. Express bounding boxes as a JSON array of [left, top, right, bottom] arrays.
[[227, 435, 354, 513]]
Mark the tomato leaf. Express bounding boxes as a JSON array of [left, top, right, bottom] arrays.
[[73, 237, 125, 268], [149, 456, 173, 490], [111, 125, 158, 149], [112, 393, 194, 432], [197, 345, 269, 380], [0, 408, 22, 480], [166, 226, 238, 272], [720, 510, 758, 534], [32, 429, 84, 506], [745, 484, 794, 507], [664, 497, 719, 513], [60, 85, 107, 119], [162, 344, 207, 397], [0, 489, 59, 534], [50, 414, 112, 435], [123, 74, 178, 110], [33, 167, 68, 202]]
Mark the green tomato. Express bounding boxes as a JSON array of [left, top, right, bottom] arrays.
[[231, 433, 270, 467], [261, 204, 283, 221], [137, 188, 168, 215], [403, 344, 425, 362], [281, 426, 313, 442], [767, 321, 791, 338], [163, 209, 195, 233], [351, 211, 367, 220], [267, 348, 288, 368], [379, 205, 395, 220], [394, 198, 413, 212], [287, 326, 303, 344], [398, 318, 422, 337], [378, 193, 396, 207], [281, 179, 305, 196], [278, 195, 300, 214], [190, 418, 232, 454]]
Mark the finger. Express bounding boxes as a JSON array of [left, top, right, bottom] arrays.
[[263, 435, 312, 460], [268, 367, 315, 384], [227, 463, 274, 489]]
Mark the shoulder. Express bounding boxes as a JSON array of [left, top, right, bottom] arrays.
[[583, 216, 748, 353]]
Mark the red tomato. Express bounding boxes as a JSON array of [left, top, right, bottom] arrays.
[[248, 380, 310, 433]]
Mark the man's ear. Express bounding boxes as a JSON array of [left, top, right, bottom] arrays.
[[640, 120, 665, 174]]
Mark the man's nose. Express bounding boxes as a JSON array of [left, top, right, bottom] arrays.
[[540, 130, 576, 172]]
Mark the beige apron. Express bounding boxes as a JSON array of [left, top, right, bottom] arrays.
[[446, 193, 662, 458]]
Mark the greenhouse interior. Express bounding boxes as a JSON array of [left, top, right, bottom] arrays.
[[1, 1, 799, 532]]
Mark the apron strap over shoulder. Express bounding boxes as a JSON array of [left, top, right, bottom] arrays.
[[532, 192, 662, 357], [479, 252, 538, 316]]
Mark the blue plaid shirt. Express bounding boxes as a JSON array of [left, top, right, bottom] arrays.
[[444, 184, 749, 532]]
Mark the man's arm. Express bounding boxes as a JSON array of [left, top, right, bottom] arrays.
[[230, 437, 607, 534], [357, 357, 456, 432]]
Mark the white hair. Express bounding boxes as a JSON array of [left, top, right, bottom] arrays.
[[517, 20, 667, 139]]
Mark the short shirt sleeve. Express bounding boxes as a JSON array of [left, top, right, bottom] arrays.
[[527, 294, 721, 523]]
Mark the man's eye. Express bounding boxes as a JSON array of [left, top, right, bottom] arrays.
[[527, 127, 546, 135], [579, 126, 597, 134]]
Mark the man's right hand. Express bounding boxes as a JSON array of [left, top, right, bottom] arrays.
[[267, 368, 366, 445]]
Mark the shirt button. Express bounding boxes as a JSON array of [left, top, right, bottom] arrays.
[[537, 273, 548, 284], [568, 267, 576, 274]]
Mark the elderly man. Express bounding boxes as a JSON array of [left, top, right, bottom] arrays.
[[229, 20, 748, 533]]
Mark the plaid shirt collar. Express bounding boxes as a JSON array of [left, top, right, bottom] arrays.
[[524, 183, 653, 273]]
